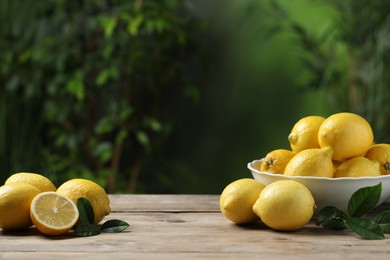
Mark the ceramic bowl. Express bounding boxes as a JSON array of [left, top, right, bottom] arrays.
[[248, 159, 390, 214]]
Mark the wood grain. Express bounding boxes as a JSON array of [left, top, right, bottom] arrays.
[[1, 195, 390, 260]]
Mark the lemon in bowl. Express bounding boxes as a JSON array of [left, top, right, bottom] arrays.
[[248, 159, 390, 215]]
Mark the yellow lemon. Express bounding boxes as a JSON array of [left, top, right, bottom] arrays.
[[260, 149, 295, 174], [0, 183, 41, 230], [252, 180, 315, 231], [288, 115, 325, 153], [220, 178, 265, 224], [318, 112, 374, 161], [364, 143, 390, 175], [333, 156, 381, 178], [30, 191, 79, 236], [332, 160, 342, 173], [56, 179, 110, 224], [284, 146, 334, 178], [5, 172, 56, 192]]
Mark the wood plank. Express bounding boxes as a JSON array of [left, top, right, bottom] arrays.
[[2, 210, 390, 260], [2, 195, 390, 260], [108, 194, 220, 212]]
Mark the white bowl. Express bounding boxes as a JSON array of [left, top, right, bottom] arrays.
[[248, 159, 390, 214]]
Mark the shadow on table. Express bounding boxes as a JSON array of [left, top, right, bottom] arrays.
[[1, 227, 78, 240]]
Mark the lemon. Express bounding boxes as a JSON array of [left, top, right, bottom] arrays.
[[220, 178, 265, 224], [260, 149, 295, 174], [332, 160, 342, 173], [288, 115, 325, 153], [0, 183, 41, 230], [318, 112, 374, 161], [252, 180, 315, 231], [333, 156, 381, 178], [30, 191, 79, 236], [364, 143, 390, 175], [56, 179, 111, 224], [284, 146, 334, 178], [5, 172, 56, 192]]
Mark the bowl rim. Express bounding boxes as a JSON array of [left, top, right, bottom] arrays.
[[248, 159, 390, 181]]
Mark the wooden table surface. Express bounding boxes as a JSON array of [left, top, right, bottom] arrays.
[[1, 194, 390, 259]]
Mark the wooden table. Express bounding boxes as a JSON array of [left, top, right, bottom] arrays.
[[1, 195, 390, 259]]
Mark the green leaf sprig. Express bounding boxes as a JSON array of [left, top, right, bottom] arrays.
[[316, 182, 390, 240], [74, 198, 130, 237]]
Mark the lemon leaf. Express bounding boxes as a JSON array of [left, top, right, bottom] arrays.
[[373, 211, 390, 233], [77, 198, 95, 224], [101, 219, 129, 233], [345, 217, 384, 240], [74, 223, 101, 237], [318, 184, 388, 239], [347, 182, 382, 217], [316, 206, 348, 230]]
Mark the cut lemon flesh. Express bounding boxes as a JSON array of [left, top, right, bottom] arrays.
[[30, 192, 79, 236]]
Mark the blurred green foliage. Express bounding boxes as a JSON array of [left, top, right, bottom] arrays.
[[1, 0, 389, 193], [0, 0, 210, 192]]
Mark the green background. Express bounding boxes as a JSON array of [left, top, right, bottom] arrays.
[[1, 0, 389, 194]]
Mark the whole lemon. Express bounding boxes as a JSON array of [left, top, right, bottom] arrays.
[[364, 143, 390, 175], [0, 183, 41, 230], [56, 179, 111, 224], [5, 172, 56, 192], [220, 178, 265, 224], [252, 180, 315, 231], [284, 146, 334, 178], [288, 115, 325, 153], [332, 160, 342, 173], [260, 149, 295, 174], [334, 156, 381, 178], [318, 112, 374, 161]]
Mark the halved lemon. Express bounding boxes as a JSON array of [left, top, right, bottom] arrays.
[[30, 191, 79, 236]]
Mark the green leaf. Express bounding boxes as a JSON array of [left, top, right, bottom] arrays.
[[119, 106, 133, 121], [115, 129, 128, 145], [348, 182, 382, 217], [345, 217, 384, 240], [96, 69, 111, 86], [18, 49, 32, 63], [378, 223, 390, 234], [96, 67, 119, 86], [136, 131, 149, 146], [316, 206, 348, 230], [373, 210, 390, 224], [101, 16, 117, 38], [373, 211, 390, 233], [103, 44, 113, 60], [101, 219, 130, 233], [95, 117, 115, 134], [93, 142, 113, 164], [127, 15, 143, 36], [66, 71, 85, 101], [74, 223, 101, 237], [77, 198, 95, 224]]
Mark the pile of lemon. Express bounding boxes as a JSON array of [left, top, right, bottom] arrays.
[[220, 112, 390, 231], [261, 112, 390, 178], [0, 173, 110, 236]]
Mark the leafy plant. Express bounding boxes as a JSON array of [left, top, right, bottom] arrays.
[[273, 0, 390, 142], [317, 182, 390, 240], [0, 0, 210, 192], [232, 0, 390, 144]]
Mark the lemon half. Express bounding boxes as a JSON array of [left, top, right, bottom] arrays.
[[30, 191, 79, 236]]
